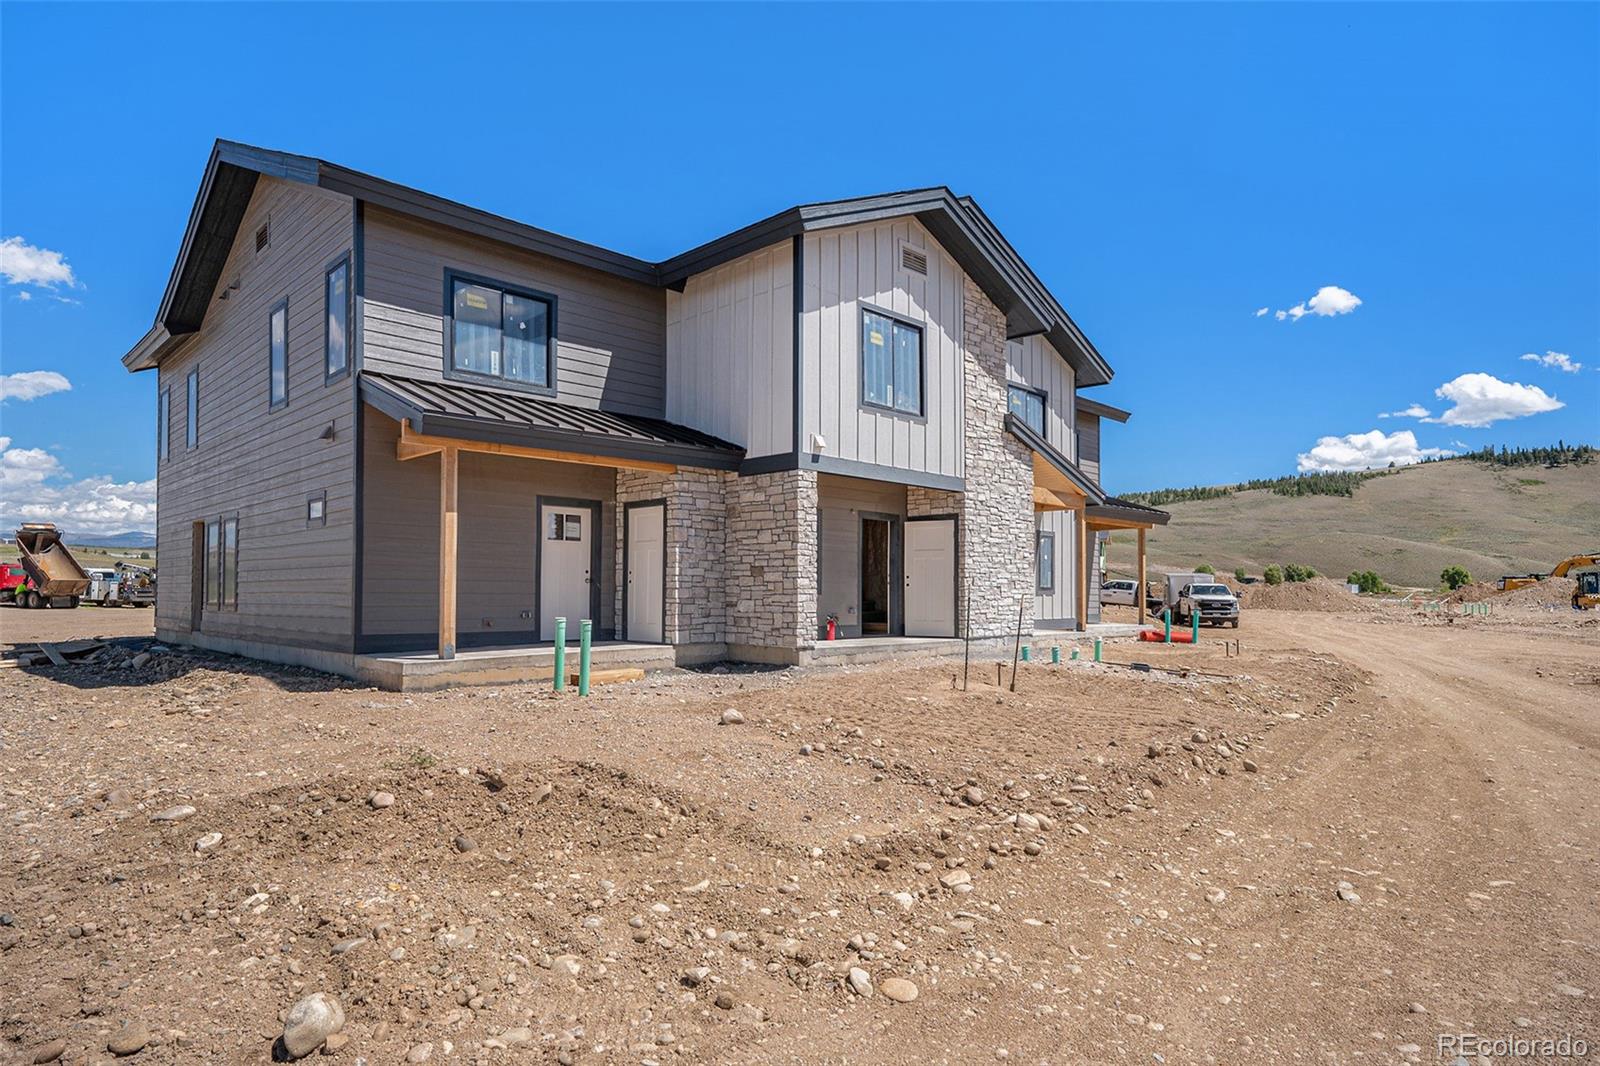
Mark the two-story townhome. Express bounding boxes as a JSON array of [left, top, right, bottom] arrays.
[[121, 141, 1167, 688]]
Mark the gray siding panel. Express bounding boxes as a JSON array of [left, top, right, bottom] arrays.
[[816, 474, 907, 638], [360, 412, 617, 641], [1034, 507, 1079, 625], [1077, 412, 1101, 486], [800, 218, 965, 479], [361, 206, 667, 418], [154, 176, 357, 651]]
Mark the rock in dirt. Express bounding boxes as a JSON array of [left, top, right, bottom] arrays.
[[720, 708, 746, 725], [368, 791, 395, 809], [406, 1043, 433, 1063], [30, 1038, 66, 1063], [1336, 881, 1361, 904], [281, 992, 345, 1059], [880, 977, 920, 1003], [107, 1021, 150, 1056], [453, 834, 476, 853], [193, 831, 223, 853], [150, 805, 196, 823], [961, 786, 987, 806], [848, 966, 874, 997], [939, 869, 972, 890]]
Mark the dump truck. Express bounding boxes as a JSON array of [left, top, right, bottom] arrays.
[[12, 523, 90, 608]]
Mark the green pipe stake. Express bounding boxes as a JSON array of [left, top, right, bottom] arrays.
[[1192, 612, 1200, 644], [553, 617, 567, 692], [578, 619, 593, 696], [1071, 647, 1080, 660], [1163, 609, 1172, 644], [1051, 645, 1060, 664], [1094, 638, 1103, 663], [1020, 645, 1031, 662]]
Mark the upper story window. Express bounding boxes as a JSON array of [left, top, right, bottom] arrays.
[[185, 369, 199, 449], [448, 273, 554, 391], [1008, 384, 1046, 435], [325, 258, 350, 379], [269, 300, 289, 408], [158, 389, 170, 462], [861, 307, 922, 416]]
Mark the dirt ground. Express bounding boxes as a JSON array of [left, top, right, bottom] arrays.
[[1, 602, 1596, 1065]]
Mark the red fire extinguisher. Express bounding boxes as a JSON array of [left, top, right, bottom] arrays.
[[825, 614, 838, 640]]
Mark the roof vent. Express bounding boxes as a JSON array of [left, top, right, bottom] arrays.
[[899, 243, 928, 275], [255, 220, 271, 253]]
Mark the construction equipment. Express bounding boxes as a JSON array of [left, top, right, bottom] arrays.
[[1495, 575, 1541, 592], [12, 523, 91, 608], [115, 562, 157, 607], [1551, 553, 1600, 610]]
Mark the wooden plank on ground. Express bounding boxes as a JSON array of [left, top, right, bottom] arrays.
[[38, 643, 69, 667], [566, 667, 646, 687]]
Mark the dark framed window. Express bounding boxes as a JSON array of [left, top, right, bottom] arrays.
[[446, 271, 555, 391], [269, 299, 289, 408], [1037, 531, 1055, 592], [204, 520, 219, 606], [861, 307, 923, 415], [307, 492, 327, 526], [158, 389, 170, 462], [325, 257, 350, 380], [185, 369, 199, 449], [221, 517, 238, 608], [1008, 384, 1046, 435]]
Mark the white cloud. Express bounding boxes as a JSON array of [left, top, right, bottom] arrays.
[[1422, 372, 1564, 427], [1519, 350, 1583, 373], [0, 236, 78, 289], [1296, 429, 1454, 473], [14, 290, 32, 302], [1264, 284, 1362, 322], [0, 436, 156, 536], [1253, 307, 1269, 317], [1377, 403, 1431, 419], [0, 370, 72, 402]]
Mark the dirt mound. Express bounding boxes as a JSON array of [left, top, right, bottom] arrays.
[[1496, 576, 1578, 608], [1239, 576, 1378, 612]]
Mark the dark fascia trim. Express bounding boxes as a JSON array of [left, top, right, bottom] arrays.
[[1085, 503, 1171, 527], [1075, 395, 1132, 423], [741, 450, 967, 493], [791, 235, 803, 457], [360, 380, 744, 472], [350, 198, 366, 653], [1005, 412, 1105, 504]]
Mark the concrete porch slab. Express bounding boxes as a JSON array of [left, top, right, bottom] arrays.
[[354, 640, 678, 691]]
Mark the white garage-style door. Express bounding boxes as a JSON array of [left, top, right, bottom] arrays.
[[904, 517, 957, 637], [626, 503, 665, 643], [539, 501, 594, 640]]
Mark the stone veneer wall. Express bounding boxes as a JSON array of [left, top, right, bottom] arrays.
[[614, 469, 729, 646], [724, 469, 819, 652], [954, 276, 1039, 638]]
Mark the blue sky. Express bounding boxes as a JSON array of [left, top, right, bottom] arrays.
[[2, 2, 1596, 532]]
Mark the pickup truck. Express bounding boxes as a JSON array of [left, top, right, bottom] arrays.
[[1163, 572, 1240, 628]]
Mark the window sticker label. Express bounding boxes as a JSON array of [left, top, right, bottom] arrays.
[[564, 514, 582, 541]]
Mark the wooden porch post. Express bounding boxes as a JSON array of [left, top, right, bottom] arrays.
[[439, 445, 459, 660], [1137, 526, 1148, 625], [1076, 509, 1089, 632]]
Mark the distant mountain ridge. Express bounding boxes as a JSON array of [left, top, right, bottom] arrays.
[[67, 531, 158, 548]]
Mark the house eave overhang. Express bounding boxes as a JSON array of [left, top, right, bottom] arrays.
[[1075, 395, 1133, 423], [1004, 413, 1106, 505], [1085, 501, 1171, 527]]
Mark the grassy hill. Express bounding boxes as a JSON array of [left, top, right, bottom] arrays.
[[1107, 458, 1600, 589]]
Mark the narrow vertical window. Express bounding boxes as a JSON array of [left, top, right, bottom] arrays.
[[1037, 531, 1055, 592], [204, 520, 220, 607], [325, 260, 349, 378], [158, 389, 170, 461], [222, 517, 238, 608], [186, 370, 199, 449], [269, 300, 288, 407], [860, 309, 923, 415]]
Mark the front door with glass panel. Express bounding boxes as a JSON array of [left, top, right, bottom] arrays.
[[539, 502, 593, 640]]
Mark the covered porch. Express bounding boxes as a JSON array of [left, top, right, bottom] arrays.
[[1084, 496, 1171, 626]]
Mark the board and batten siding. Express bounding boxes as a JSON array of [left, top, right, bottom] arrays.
[[1077, 412, 1101, 486], [1005, 334, 1077, 458], [800, 218, 965, 479], [665, 241, 793, 457], [1033, 508, 1080, 627], [154, 176, 357, 651], [360, 412, 617, 645], [816, 473, 907, 638], [360, 206, 667, 418]]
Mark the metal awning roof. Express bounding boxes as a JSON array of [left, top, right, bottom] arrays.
[[1004, 413, 1106, 505], [1087, 495, 1171, 527], [361, 371, 744, 470]]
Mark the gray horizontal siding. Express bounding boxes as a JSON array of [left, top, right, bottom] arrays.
[[1078, 413, 1101, 486], [361, 206, 666, 418], [360, 412, 617, 641], [816, 474, 907, 639], [155, 176, 356, 651]]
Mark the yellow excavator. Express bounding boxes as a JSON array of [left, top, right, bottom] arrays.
[[1498, 553, 1600, 608]]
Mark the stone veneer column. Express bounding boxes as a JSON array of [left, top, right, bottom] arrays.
[[615, 469, 729, 648], [724, 468, 818, 659], [948, 275, 1037, 639]]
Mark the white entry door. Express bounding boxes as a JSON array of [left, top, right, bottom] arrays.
[[904, 518, 956, 637], [540, 503, 593, 640], [626, 503, 665, 643]]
